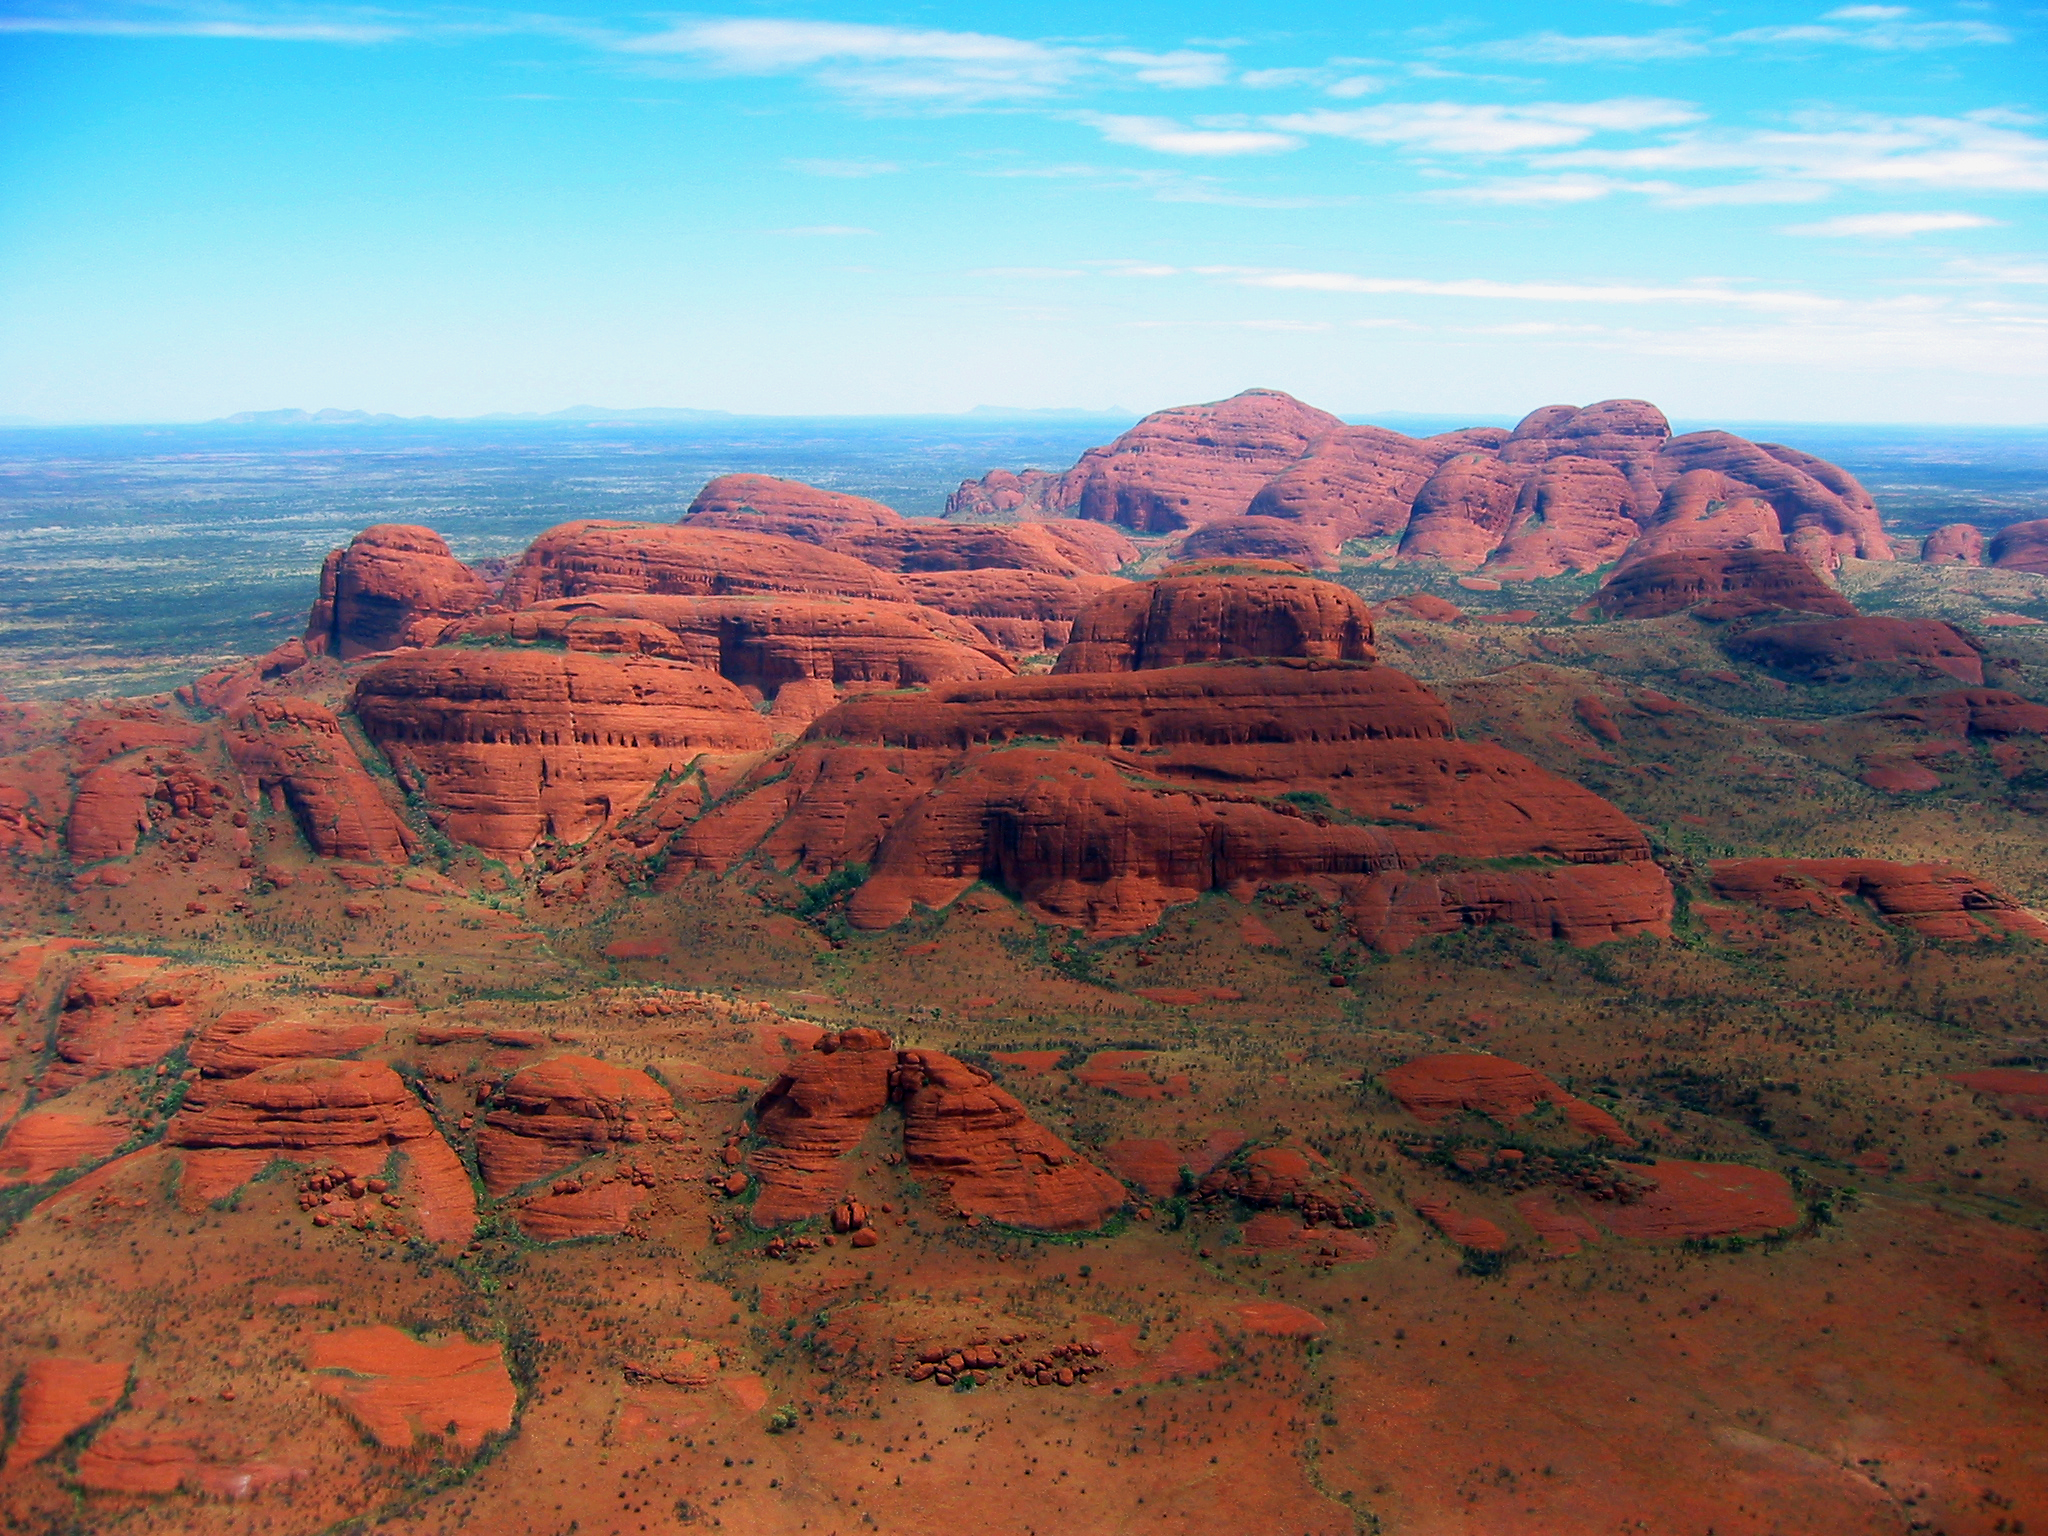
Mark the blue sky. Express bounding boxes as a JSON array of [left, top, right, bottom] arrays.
[[1, 1, 2043, 423]]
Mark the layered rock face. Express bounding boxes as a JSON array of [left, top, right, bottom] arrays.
[[166, 1058, 474, 1239], [226, 698, 418, 863], [1989, 519, 2048, 573], [747, 1028, 897, 1225], [684, 474, 1135, 576], [894, 570, 1131, 654], [1709, 859, 2048, 941], [1592, 548, 1859, 622], [1921, 524, 1985, 565], [500, 521, 910, 607], [669, 639, 1671, 947], [1244, 425, 1463, 547], [1052, 574, 1376, 673], [304, 525, 491, 660], [443, 593, 1010, 720], [1723, 618, 1984, 686], [893, 1049, 1125, 1231], [352, 648, 772, 860], [475, 1055, 683, 1195]]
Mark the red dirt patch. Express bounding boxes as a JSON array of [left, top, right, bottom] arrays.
[[1514, 1193, 1598, 1257], [0, 1109, 128, 1183], [1383, 1052, 1635, 1145], [1233, 1301, 1325, 1337], [603, 938, 669, 959], [1102, 1138, 1182, 1196], [990, 1050, 1064, 1076], [2, 1357, 129, 1471], [1076, 1051, 1189, 1099]]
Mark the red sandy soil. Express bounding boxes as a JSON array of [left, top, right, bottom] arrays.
[[308, 1327, 516, 1450]]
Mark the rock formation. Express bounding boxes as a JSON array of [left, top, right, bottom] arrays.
[[1988, 519, 2048, 573], [892, 1048, 1125, 1230], [304, 524, 491, 660], [1722, 618, 1984, 685], [1051, 574, 1376, 673], [1592, 548, 1859, 622], [1243, 425, 1462, 547], [893, 570, 1131, 654], [500, 521, 910, 607], [683, 474, 902, 541], [165, 1058, 475, 1239], [352, 648, 772, 860], [308, 1327, 516, 1450], [2, 1358, 130, 1472], [1178, 516, 1334, 568], [444, 592, 1011, 720], [1383, 1053, 1633, 1143], [226, 698, 419, 863], [475, 1054, 684, 1195], [747, 1028, 896, 1226], [1921, 524, 1985, 565], [1709, 859, 2048, 941], [670, 656, 1671, 947]]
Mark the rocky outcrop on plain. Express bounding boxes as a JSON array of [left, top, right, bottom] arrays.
[[747, 1027, 897, 1226], [1179, 516, 1334, 568], [892, 1048, 1125, 1231], [1988, 519, 2048, 573], [352, 648, 772, 859], [1591, 548, 1859, 622], [304, 524, 491, 660], [1709, 858, 2048, 941], [1722, 617, 1984, 686], [1383, 1053, 1633, 1143], [475, 1054, 684, 1195], [1921, 524, 1985, 565]]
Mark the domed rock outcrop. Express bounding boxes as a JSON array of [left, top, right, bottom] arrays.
[[352, 648, 772, 860], [747, 1028, 896, 1226], [226, 698, 419, 864], [892, 1049, 1124, 1231], [304, 524, 492, 660], [1483, 456, 1643, 578], [1179, 516, 1334, 569], [1593, 548, 1859, 622], [1921, 524, 1985, 565], [1620, 469, 1791, 566], [1988, 519, 2048, 573], [1052, 575, 1375, 673], [1653, 433, 1890, 566], [683, 474, 902, 541], [475, 1054, 684, 1196], [1068, 390, 1346, 533], [1723, 618, 1983, 685], [1383, 1053, 1633, 1143], [166, 1058, 474, 1239], [1242, 425, 1454, 547], [500, 521, 910, 608], [1394, 455, 1527, 568]]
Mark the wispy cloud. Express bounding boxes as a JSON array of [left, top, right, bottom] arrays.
[[1098, 49, 1231, 89], [1079, 113, 1299, 157], [1468, 30, 1709, 63], [1727, 7, 2010, 51], [0, 11, 402, 41], [788, 159, 901, 178], [1783, 211, 2001, 237], [1113, 262, 1841, 311], [767, 225, 877, 237], [1433, 174, 1831, 207], [1267, 99, 1701, 155], [1547, 112, 2048, 193], [616, 18, 1080, 102]]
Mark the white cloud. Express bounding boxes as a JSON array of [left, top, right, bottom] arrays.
[[769, 225, 878, 236], [1726, 12, 2010, 50], [1267, 98, 1700, 155], [1470, 30, 1709, 63], [1080, 113, 1299, 157], [1432, 174, 1623, 204], [1435, 174, 1832, 207], [1325, 76, 1383, 99], [619, 18, 1079, 101], [1783, 211, 2001, 237], [0, 14, 400, 41], [1100, 49, 1231, 88], [1179, 266, 1838, 311], [1548, 113, 2048, 193]]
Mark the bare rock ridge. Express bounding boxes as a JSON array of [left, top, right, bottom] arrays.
[[1051, 575, 1376, 673], [1592, 548, 1860, 622], [746, 1030, 1123, 1232], [946, 391, 1890, 577], [305, 524, 492, 660]]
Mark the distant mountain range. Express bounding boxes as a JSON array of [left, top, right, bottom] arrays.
[[206, 403, 1141, 427]]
